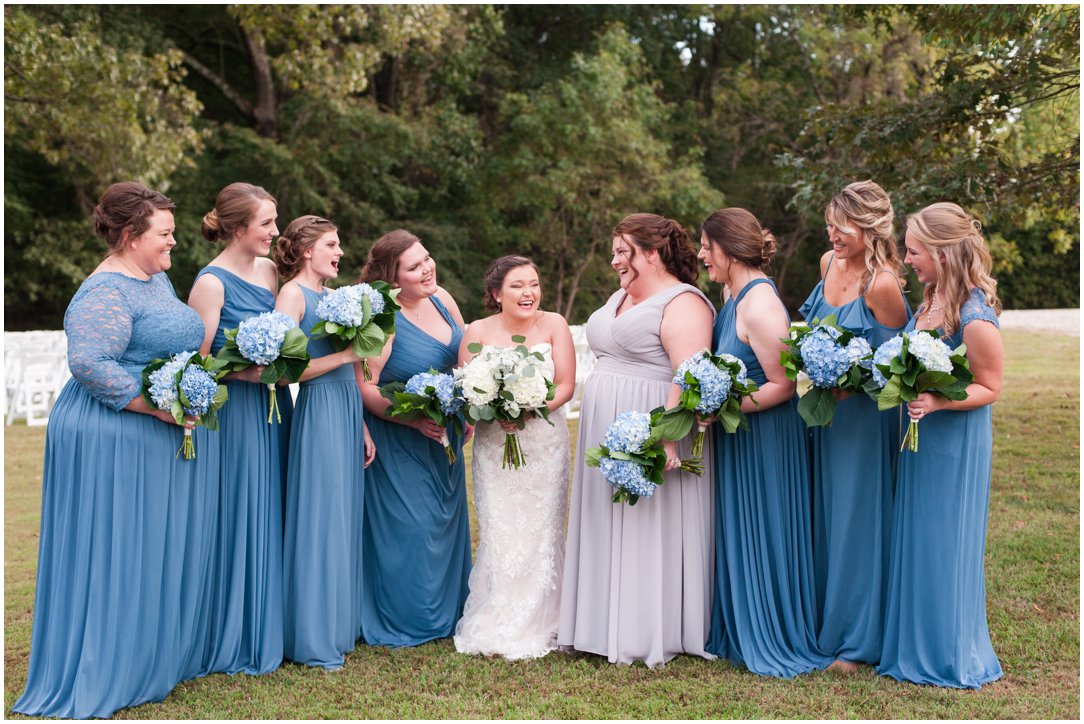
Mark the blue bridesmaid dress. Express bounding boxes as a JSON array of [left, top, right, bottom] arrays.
[[282, 283, 367, 669], [361, 295, 472, 647], [799, 263, 911, 664], [706, 278, 832, 677], [14, 272, 218, 718], [195, 266, 293, 676], [877, 288, 1003, 689]]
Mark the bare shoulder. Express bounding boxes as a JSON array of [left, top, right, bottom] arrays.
[[434, 285, 461, 311], [540, 310, 571, 333], [819, 250, 833, 278], [256, 257, 280, 290], [666, 289, 714, 318], [276, 279, 303, 304], [188, 270, 224, 302]]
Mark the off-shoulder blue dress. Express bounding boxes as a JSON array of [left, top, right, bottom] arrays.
[[877, 288, 1003, 689], [361, 295, 472, 647], [706, 278, 832, 677], [799, 264, 911, 664], [282, 283, 367, 669], [13, 272, 218, 719], [194, 266, 293, 676]]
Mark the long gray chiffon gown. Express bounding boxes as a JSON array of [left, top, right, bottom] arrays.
[[558, 283, 716, 668]]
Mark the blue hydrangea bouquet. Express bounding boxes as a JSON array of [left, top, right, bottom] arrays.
[[380, 369, 465, 463], [310, 281, 399, 381], [780, 314, 875, 427], [216, 310, 310, 423], [585, 410, 704, 506], [655, 350, 760, 461], [864, 330, 972, 452], [141, 351, 229, 460]]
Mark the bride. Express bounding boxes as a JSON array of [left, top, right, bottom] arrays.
[[453, 255, 576, 659]]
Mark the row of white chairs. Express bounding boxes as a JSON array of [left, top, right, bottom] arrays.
[[4, 327, 599, 427]]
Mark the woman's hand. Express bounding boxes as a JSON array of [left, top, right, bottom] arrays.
[[830, 388, 852, 402], [498, 419, 522, 434], [906, 392, 946, 421], [363, 424, 376, 468], [662, 439, 682, 472], [228, 365, 267, 384], [409, 417, 447, 442], [695, 413, 715, 427], [464, 421, 475, 444]]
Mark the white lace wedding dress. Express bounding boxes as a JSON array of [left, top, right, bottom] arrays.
[[454, 344, 571, 659]]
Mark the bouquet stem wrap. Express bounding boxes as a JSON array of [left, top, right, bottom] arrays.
[[178, 427, 195, 460], [502, 431, 525, 470]]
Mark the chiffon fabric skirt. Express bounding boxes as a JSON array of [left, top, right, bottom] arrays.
[[202, 380, 293, 676], [558, 364, 715, 668], [282, 377, 366, 669], [361, 416, 471, 647], [707, 398, 832, 677], [14, 381, 219, 719], [877, 407, 1002, 689], [811, 394, 900, 664]]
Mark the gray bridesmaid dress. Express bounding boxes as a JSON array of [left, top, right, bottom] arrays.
[[557, 283, 716, 668]]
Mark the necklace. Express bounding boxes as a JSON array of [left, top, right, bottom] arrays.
[[925, 296, 943, 324]]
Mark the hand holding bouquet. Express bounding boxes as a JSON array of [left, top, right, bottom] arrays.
[[142, 351, 228, 459], [456, 336, 555, 470], [656, 350, 760, 460], [381, 369, 465, 463], [217, 310, 310, 423], [780, 314, 874, 427], [864, 330, 972, 452], [586, 410, 704, 506], [310, 281, 399, 381]]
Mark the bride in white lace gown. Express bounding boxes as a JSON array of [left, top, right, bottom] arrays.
[[454, 256, 576, 660]]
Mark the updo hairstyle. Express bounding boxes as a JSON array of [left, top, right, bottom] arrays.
[[358, 229, 421, 285], [201, 182, 276, 244], [612, 213, 700, 285], [272, 215, 338, 279], [93, 181, 176, 254], [700, 207, 778, 269], [825, 180, 902, 288], [482, 255, 541, 312]]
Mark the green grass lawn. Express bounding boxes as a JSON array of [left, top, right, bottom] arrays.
[[4, 330, 1079, 718]]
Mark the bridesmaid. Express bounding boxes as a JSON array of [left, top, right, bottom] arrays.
[[557, 213, 716, 668], [187, 182, 293, 676], [356, 229, 473, 647], [14, 182, 216, 718], [799, 180, 911, 671], [275, 215, 375, 669], [699, 207, 831, 677], [877, 202, 1003, 689]]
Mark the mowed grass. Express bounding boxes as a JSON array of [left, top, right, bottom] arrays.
[[4, 330, 1079, 719]]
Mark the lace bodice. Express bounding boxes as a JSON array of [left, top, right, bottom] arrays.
[[907, 288, 1000, 348], [64, 272, 206, 411]]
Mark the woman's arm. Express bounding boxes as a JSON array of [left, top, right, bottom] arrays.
[[864, 270, 910, 329], [188, 271, 265, 383], [275, 282, 359, 382], [737, 284, 796, 412], [659, 292, 715, 469], [545, 312, 577, 411]]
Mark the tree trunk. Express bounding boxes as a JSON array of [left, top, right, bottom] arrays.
[[243, 25, 277, 138]]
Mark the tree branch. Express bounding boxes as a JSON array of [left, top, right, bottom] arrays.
[[180, 49, 253, 119]]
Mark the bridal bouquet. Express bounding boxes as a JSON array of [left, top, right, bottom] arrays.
[[780, 314, 874, 427], [586, 410, 704, 506], [310, 281, 399, 381], [456, 336, 556, 470], [656, 350, 760, 461], [864, 330, 972, 452], [381, 369, 465, 463], [142, 351, 228, 460], [216, 310, 310, 423]]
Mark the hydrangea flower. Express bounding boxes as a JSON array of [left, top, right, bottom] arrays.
[[603, 410, 653, 454], [599, 457, 657, 499], [405, 371, 464, 416], [179, 365, 220, 417], [316, 285, 366, 327], [799, 329, 851, 388], [719, 353, 749, 384], [147, 352, 195, 410], [845, 337, 874, 369], [871, 335, 906, 388], [235, 311, 297, 365], [907, 332, 953, 373], [674, 355, 733, 414]]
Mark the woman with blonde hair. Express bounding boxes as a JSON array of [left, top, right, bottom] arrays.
[[877, 202, 1003, 689], [798, 180, 911, 672]]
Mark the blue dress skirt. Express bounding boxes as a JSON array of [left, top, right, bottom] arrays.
[[799, 266, 911, 664], [876, 289, 1003, 688], [282, 283, 367, 669], [14, 272, 219, 719], [706, 278, 831, 677], [361, 296, 472, 647], [195, 266, 293, 676]]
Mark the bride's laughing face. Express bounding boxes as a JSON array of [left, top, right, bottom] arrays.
[[497, 264, 542, 319]]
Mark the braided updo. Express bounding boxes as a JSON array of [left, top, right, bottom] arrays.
[[273, 215, 337, 279], [612, 213, 700, 286]]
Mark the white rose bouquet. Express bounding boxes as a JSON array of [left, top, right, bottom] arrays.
[[455, 335, 556, 470]]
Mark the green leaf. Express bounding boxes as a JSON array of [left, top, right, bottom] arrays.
[[351, 323, 388, 358], [797, 386, 837, 427], [653, 408, 696, 440], [467, 342, 482, 354]]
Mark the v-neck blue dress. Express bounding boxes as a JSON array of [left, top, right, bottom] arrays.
[[361, 295, 472, 647], [799, 263, 911, 664]]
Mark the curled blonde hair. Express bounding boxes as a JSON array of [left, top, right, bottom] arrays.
[[825, 180, 903, 292], [906, 202, 1001, 337]]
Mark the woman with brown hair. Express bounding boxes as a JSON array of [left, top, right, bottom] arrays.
[[355, 230, 473, 647], [274, 215, 375, 669], [558, 213, 716, 668], [700, 207, 831, 678]]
